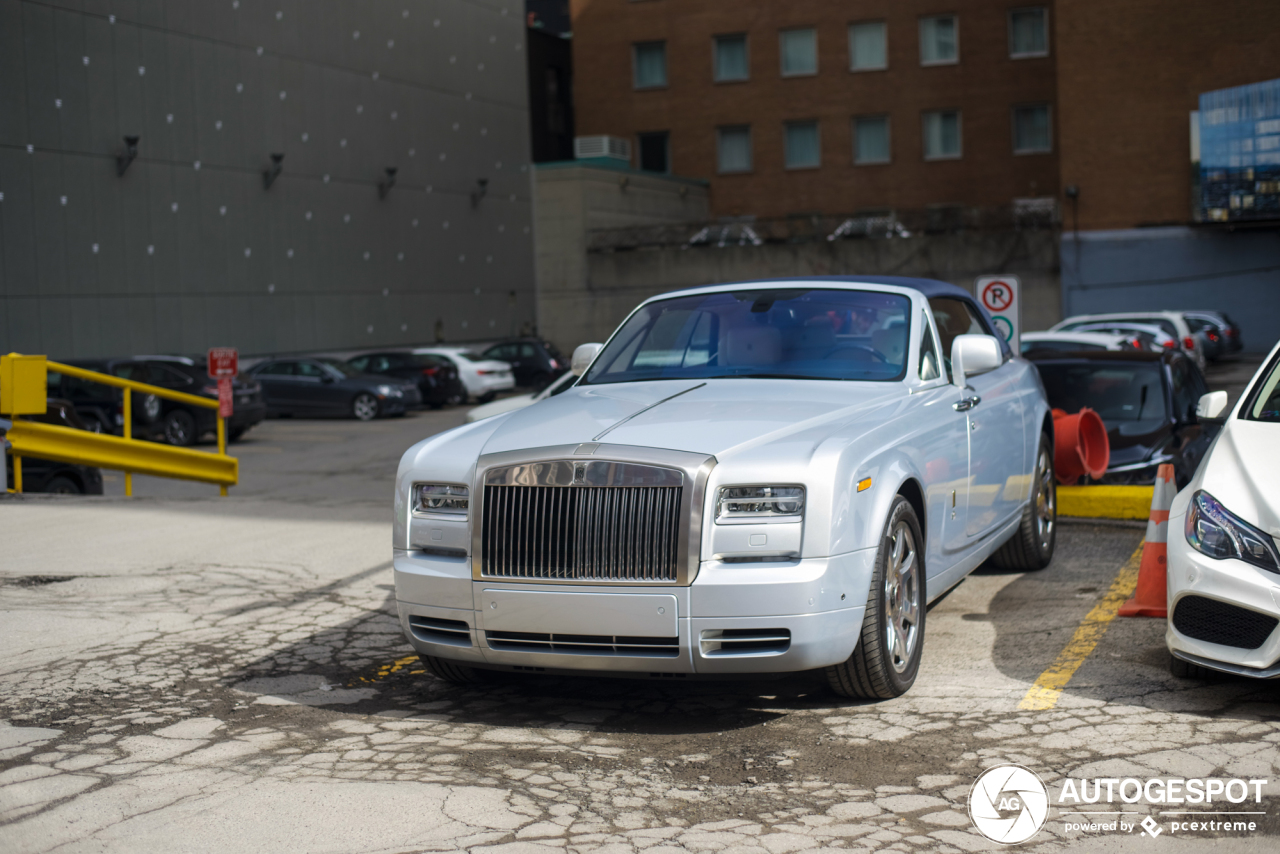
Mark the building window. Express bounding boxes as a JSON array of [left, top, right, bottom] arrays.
[[1009, 8, 1048, 58], [633, 41, 667, 89], [923, 110, 961, 159], [919, 15, 958, 65], [714, 34, 749, 81], [849, 21, 887, 71], [717, 126, 752, 173], [854, 115, 891, 164], [780, 28, 817, 76], [785, 121, 821, 169], [638, 131, 670, 173], [1013, 104, 1051, 153]]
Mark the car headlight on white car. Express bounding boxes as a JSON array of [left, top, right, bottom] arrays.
[[414, 484, 469, 517], [716, 486, 805, 523], [1185, 490, 1280, 573]]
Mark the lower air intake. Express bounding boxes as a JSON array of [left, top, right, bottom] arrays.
[[1172, 596, 1278, 650], [700, 628, 791, 656], [486, 631, 679, 657], [408, 615, 472, 647]]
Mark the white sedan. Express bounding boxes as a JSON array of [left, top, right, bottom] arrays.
[[465, 371, 577, 423], [393, 277, 1055, 700], [1167, 340, 1280, 679], [412, 347, 514, 403]]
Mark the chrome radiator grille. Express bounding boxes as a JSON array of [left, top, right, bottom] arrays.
[[481, 485, 682, 581]]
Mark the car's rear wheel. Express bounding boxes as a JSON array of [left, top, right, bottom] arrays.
[[44, 475, 82, 495], [990, 433, 1056, 570], [421, 655, 490, 685], [162, 410, 197, 447], [827, 496, 926, 700], [352, 393, 379, 421]]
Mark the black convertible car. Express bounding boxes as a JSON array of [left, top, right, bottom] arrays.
[[1026, 348, 1218, 488]]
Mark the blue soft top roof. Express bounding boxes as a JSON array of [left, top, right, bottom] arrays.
[[710, 274, 1012, 358]]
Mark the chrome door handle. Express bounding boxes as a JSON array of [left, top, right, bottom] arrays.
[[953, 395, 981, 412]]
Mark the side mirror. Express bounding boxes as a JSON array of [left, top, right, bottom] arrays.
[[1196, 390, 1228, 420], [571, 343, 603, 376], [951, 334, 1002, 388]]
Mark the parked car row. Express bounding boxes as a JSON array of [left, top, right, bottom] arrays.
[[1045, 309, 1242, 369]]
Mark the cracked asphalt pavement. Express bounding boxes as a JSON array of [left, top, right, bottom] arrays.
[[3, 365, 1277, 853]]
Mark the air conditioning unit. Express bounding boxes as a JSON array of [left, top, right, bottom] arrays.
[[574, 135, 632, 162]]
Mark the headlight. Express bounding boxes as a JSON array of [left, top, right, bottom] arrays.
[[376, 384, 402, 397], [413, 483, 469, 516], [716, 485, 805, 522], [1185, 490, 1280, 573]]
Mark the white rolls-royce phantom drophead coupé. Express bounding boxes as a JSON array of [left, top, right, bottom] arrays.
[[393, 277, 1056, 699]]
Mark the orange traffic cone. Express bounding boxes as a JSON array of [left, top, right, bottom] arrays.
[[1118, 464, 1178, 618]]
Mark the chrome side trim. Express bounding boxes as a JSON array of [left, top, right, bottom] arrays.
[[471, 444, 717, 586]]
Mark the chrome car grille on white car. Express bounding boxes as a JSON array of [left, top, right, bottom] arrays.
[[482, 483, 682, 582], [472, 447, 717, 586]]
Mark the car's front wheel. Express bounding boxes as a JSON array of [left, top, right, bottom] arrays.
[[352, 393, 379, 421], [827, 496, 926, 700], [162, 410, 197, 446], [990, 433, 1056, 570], [44, 475, 83, 495]]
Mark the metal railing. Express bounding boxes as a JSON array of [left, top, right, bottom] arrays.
[[2, 354, 237, 497]]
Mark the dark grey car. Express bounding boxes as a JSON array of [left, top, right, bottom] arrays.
[[247, 358, 421, 420]]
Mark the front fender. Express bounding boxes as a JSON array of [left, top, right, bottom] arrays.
[[828, 449, 924, 557]]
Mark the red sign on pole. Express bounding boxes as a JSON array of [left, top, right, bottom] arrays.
[[207, 347, 238, 379], [217, 377, 233, 418]]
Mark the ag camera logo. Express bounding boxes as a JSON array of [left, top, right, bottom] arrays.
[[969, 764, 1050, 844]]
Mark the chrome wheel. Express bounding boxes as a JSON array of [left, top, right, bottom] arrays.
[[163, 410, 196, 446], [352, 393, 379, 421], [883, 521, 921, 674], [1034, 446, 1055, 551]]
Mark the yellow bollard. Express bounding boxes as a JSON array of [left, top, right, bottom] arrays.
[[13, 455, 21, 493], [123, 391, 132, 497], [217, 416, 227, 497]]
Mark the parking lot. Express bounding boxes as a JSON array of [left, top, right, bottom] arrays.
[[2, 358, 1276, 853]]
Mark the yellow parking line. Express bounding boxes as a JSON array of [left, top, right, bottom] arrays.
[[1017, 545, 1144, 711]]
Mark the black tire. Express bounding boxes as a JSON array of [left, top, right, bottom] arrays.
[[352, 393, 379, 421], [228, 427, 247, 442], [44, 475, 83, 495], [827, 496, 926, 700], [162, 409, 198, 447], [990, 433, 1056, 570], [421, 655, 490, 685], [82, 415, 105, 434], [477, 392, 496, 404], [1169, 654, 1216, 680]]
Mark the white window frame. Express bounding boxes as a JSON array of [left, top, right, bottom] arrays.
[[784, 120, 821, 170], [713, 33, 750, 82], [716, 125, 753, 174], [1012, 104, 1053, 154], [779, 28, 818, 77], [632, 41, 668, 90], [918, 15, 959, 67], [1008, 7, 1050, 59], [853, 115, 891, 165], [922, 110, 963, 161], [848, 21, 888, 72]]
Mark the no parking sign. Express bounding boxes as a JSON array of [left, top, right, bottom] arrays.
[[975, 276, 1021, 353]]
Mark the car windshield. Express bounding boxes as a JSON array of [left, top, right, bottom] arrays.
[[1242, 354, 1280, 423], [1035, 362, 1166, 434], [316, 358, 361, 377], [581, 288, 912, 385]]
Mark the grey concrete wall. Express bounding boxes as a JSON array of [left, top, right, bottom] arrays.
[[575, 229, 1061, 348], [0, 0, 535, 359], [533, 161, 709, 349], [1062, 227, 1280, 353]]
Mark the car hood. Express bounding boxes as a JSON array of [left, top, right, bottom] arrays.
[[1198, 420, 1280, 539], [479, 379, 903, 459], [466, 393, 536, 422]]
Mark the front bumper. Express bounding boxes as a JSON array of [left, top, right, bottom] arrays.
[[1166, 519, 1280, 676], [394, 549, 875, 676]]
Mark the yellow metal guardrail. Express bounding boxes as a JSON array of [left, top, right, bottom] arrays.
[[2, 354, 237, 497]]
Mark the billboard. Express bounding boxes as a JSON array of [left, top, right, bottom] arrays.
[[1197, 78, 1280, 223]]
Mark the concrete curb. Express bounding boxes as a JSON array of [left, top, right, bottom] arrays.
[[1057, 485, 1155, 520]]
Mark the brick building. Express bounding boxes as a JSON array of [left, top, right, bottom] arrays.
[[571, 0, 1060, 219]]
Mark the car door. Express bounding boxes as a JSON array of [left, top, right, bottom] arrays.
[[253, 361, 297, 412], [913, 309, 972, 557], [929, 297, 1027, 539], [294, 361, 340, 413]]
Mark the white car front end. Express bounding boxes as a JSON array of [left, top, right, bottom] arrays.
[[1166, 343, 1280, 677]]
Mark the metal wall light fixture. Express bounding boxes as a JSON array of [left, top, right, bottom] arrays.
[[378, 167, 398, 199], [116, 136, 139, 176], [263, 153, 284, 189], [470, 177, 489, 207]]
